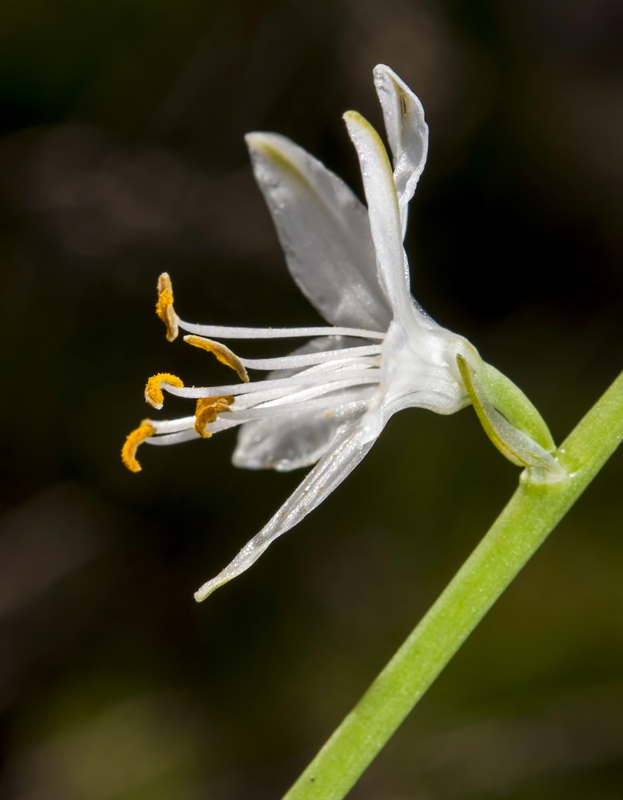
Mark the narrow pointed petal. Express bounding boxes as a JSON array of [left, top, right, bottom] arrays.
[[373, 64, 428, 233], [194, 421, 377, 601], [246, 132, 391, 330], [233, 403, 357, 471], [343, 111, 412, 318]]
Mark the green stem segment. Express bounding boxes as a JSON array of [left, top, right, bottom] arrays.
[[282, 370, 623, 800]]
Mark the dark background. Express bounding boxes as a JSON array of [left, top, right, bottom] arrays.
[[1, 1, 622, 798]]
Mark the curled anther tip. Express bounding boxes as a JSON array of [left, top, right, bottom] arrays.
[[144, 372, 184, 409], [194, 395, 235, 438], [184, 335, 249, 383], [121, 421, 154, 472], [156, 273, 179, 342]]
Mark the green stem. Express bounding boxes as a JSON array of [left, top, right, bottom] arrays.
[[282, 370, 623, 800]]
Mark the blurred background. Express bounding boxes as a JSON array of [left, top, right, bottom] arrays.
[[1, 0, 622, 798]]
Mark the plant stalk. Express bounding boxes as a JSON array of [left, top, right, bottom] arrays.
[[282, 370, 623, 800]]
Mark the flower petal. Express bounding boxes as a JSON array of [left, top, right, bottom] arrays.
[[343, 111, 412, 319], [374, 64, 428, 232], [233, 336, 370, 471], [194, 420, 377, 601], [246, 132, 392, 330], [233, 404, 357, 472]]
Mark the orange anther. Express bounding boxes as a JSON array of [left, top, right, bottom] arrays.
[[121, 421, 154, 472], [156, 273, 179, 342], [145, 373, 184, 409], [185, 335, 249, 383], [195, 396, 235, 437]]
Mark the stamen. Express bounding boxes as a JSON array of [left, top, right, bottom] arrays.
[[152, 416, 197, 435], [215, 393, 373, 423], [232, 343, 383, 371], [145, 373, 184, 409], [195, 395, 235, 437], [177, 320, 385, 340], [162, 368, 380, 400], [156, 273, 179, 342], [147, 429, 201, 446], [184, 335, 249, 383], [121, 421, 154, 472]]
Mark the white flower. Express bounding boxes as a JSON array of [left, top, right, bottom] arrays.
[[122, 65, 560, 601]]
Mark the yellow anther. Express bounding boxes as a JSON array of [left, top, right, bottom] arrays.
[[184, 335, 249, 383], [195, 396, 235, 438], [145, 373, 184, 409], [121, 421, 154, 473], [156, 273, 179, 342]]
